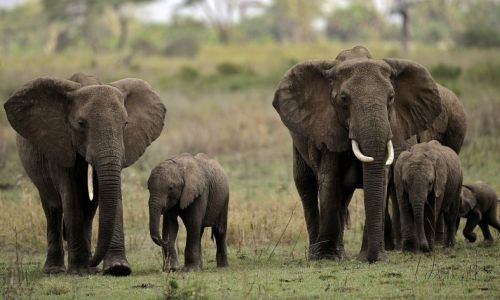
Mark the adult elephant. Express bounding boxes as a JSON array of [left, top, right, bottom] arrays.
[[273, 46, 445, 262], [4, 73, 166, 276]]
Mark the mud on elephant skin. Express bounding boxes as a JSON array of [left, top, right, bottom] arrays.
[[4, 73, 166, 276], [459, 181, 500, 244], [394, 141, 463, 252], [273, 45, 452, 263], [148, 153, 229, 272]]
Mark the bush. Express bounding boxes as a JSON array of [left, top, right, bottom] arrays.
[[466, 61, 500, 84], [216, 62, 253, 76], [430, 63, 462, 81], [164, 37, 200, 58], [176, 66, 200, 81], [456, 2, 500, 48]]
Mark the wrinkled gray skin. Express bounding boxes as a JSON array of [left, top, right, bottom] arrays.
[[458, 182, 500, 244], [394, 141, 462, 252], [387, 82, 467, 250], [273, 46, 447, 262], [148, 153, 229, 272], [4, 73, 166, 276]]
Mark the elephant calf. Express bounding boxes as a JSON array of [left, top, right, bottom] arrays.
[[394, 140, 463, 252], [459, 181, 500, 243], [148, 153, 229, 272]]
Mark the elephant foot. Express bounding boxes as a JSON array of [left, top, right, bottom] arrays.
[[182, 265, 201, 272], [309, 242, 344, 261], [103, 257, 131, 276], [357, 250, 387, 263], [67, 265, 98, 276], [163, 260, 180, 272], [402, 240, 418, 252], [420, 244, 431, 253], [43, 264, 66, 274], [464, 232, 477, 243]]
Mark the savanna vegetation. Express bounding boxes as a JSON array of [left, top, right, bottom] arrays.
[[1, 0, 499, 298]]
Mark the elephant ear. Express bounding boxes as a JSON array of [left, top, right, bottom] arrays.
[[273, 60, 349, 152], [384, 58, 442, 143], [4, 77, 80, 167], [109, 78, 166, 167], [459, 187, 476, 217], [180, 159, 206, 209], [433, 156, 447, 199], [394, 150, 410, 204]]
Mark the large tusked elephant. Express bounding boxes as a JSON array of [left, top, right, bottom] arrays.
[[4, 73, 166, 276], [273, 46, 452, 262]]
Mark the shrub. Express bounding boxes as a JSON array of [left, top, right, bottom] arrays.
[[216, 62, 249, 76], [466, 61, 500, 84], [163, 37, 200, 58], [177, 66, 200, 81], [430, 63, 462, 81]]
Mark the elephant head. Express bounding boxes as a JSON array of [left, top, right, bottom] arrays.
[[459, 186, 478, 218], [148, 154, 206, 246], [273, 46, 442, 261], [4, 74, 166, 266]]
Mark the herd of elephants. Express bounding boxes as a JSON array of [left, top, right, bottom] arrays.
[[3, 46, 500, 276]]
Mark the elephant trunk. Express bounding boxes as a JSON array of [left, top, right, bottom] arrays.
[[356, 117, 391, 262], [411, 195, 430, 252], [149, 194, 164, 247], [89, 156, 122, 267]]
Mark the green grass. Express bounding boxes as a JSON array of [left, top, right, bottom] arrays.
[[1, 42, 500, 298]]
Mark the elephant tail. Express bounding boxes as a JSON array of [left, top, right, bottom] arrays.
[[343, 207, 351, 228], [62, 221, 67, 241]]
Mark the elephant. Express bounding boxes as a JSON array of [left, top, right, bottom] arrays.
[[386, 80, 467, 250], [394, 140, 462, 252], [458, 181, 500, 243], [273, 45, 450, 262], [3, 73, 166, 276], [148, 153, 229, 272]]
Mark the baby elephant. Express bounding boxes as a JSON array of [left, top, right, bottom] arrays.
[[148, 153, 229, 272], [395, 140, 463, 252], [459, 181, 500, 243]]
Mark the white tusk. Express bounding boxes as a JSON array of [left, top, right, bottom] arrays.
[[351, 140, 374, 163], [385, 140, 394, 166], [88, 164, 94, 201]]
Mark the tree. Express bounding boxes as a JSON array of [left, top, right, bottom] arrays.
[[326, 2, 386, 42], [181, 0, 265, 44]]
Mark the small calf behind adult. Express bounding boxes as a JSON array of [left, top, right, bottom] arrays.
[[148, 153, 229, 272], [459, 181, 500, 244]]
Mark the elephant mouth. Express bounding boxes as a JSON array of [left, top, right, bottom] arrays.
[[88, 164, 94, 201], [351, 139, 394, 165]]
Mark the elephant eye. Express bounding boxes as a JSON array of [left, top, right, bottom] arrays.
[[123, 121, 129, 129], [388, 93, 395, 105], [77, 119, 87, 129], [337, 92, 350, 107]]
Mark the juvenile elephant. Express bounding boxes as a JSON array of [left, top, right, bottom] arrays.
[[394, 140, 462, 252], [4, 73, 166, 276], [273, 46, 448, 262], [148, 153, 229, 272], [459, 182, 500, 243]]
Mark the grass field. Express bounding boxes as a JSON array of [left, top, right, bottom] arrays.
[[1, 42, 499, 299]]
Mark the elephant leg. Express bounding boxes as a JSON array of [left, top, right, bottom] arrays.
[[213, 226, 228, 268], [162, 212, 180, 271], [462, 213, 480, 243], [40, 191, 65, 274], [62, 190, 95, 275], [478, 221, 493, 242], [386, 185, 400, 250], [103, 198, 131, 276], [316, 161, 343, 260], [293, 147, 319, 259], [435, 214, 445, 245], [444, 212, 457, 248], [183, 223, 202, 272]]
